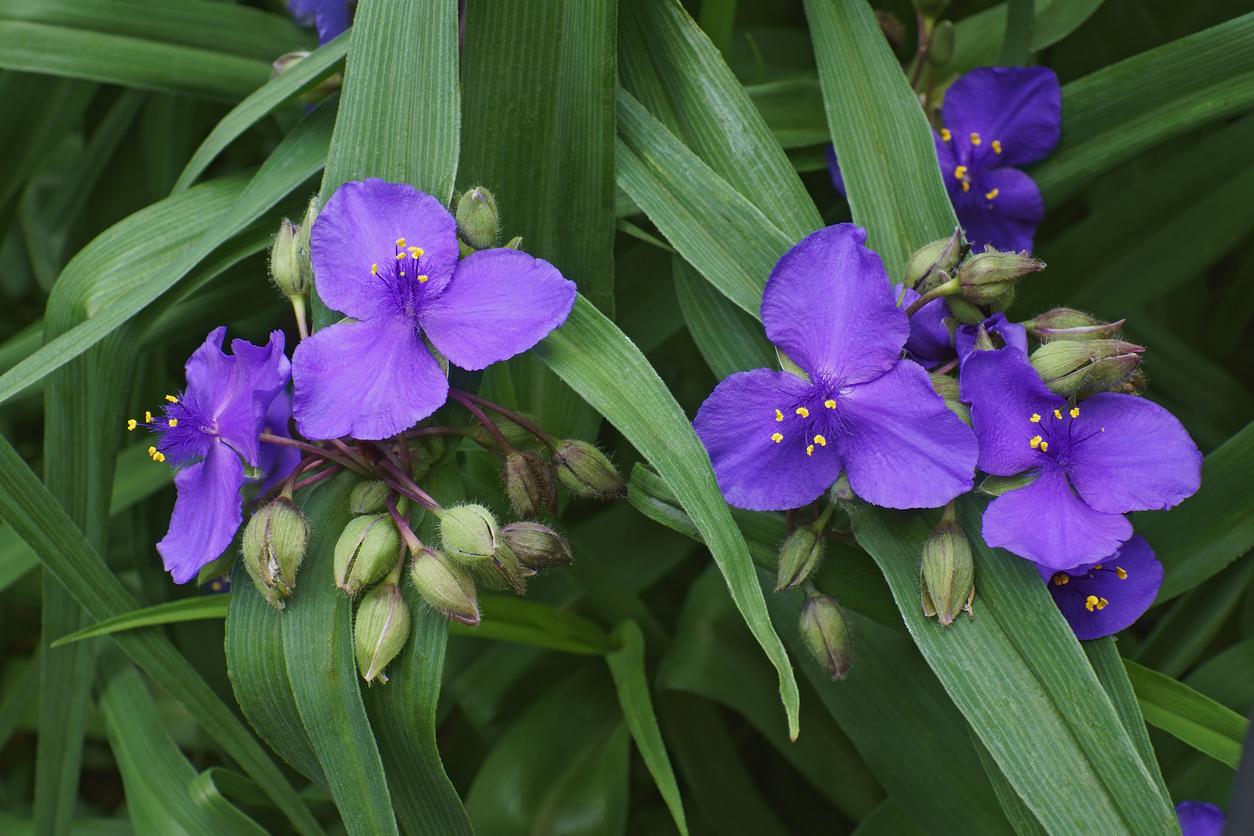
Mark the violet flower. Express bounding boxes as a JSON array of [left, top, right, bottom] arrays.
[[292, 179, 576, 441], [693, 224, 977, 511], [257, 389, 301, 494], [1039, 536, 1162, 640], [140, 328, 291, 583], [1176, 802, 1225, 836], [960, 347, 1201, 570], [954, 313, 1028, 364], [288, 0, 354, 45], [828, 67, 1060, 253]]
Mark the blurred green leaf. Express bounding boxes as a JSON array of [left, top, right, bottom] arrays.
[[1125, 659, 1248, 768], [52, 596, 230, 647], [448, 595, 616, 655]]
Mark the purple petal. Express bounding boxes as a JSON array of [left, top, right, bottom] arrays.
[[835, 360, 977, 508], [825, 145, 846, 198], [258, 390, 301, 494], [292, 317, 448, 441], [694, 369, 842, 511], [983, 467, 1132, 570], [421, 248, 577, 370], [960, 347, 1063, 476], [762, 225, 907, 384], [896, 284, 956, 368], [311, 179, 459, 320], [1175, 802, 1225, 836], [158, 442, 244, 584], [314, 1, 351, 43], [942, 67, 1061, 169], [1067, 393, 1202, 514], [955, 313, 1028, 365], [1039, 536, 1162, 640], [954, 166, 1043, 253]]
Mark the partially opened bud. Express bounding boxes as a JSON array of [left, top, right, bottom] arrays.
[[354, 580, 411, 685], [1030, 339, 1143, 398], [501, 522, 572, 570], [776, 524, 825, 591], [270, 219, 305, 299], [471, 543, 530, 595], [920, 509, 975, 625], [334, 514, 402, 595], [799, 592, 851, 679], [440, 504, 499, 567], [241, 497, 310, 609], [1024, 308, 1124, 343], [503, 451, 558, 517], [553, 440, 627, 499], [410, 546, 480, 625]]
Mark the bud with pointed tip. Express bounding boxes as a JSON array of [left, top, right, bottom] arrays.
[[471, 543, 529, 595], [470, 411, 544, 453], [829, 471, 857, 508], [552, 440, 626, 499], [954, 247, 1043, 306], [799, 592, 851, 679], [410, 545, 480, 625], [241, 497, 310, 609], [455, 186, 501, 250], [1029, 339, 1143, 398], [354, 580, 411, 685], [334, 514, 402, 595], [776, 507, 834, 591], [1024, 308, 1125, 343], [504, 235, 523, 250], [350, 480, 391, 515], [440, 504, 499, 567], [500, 522, 572, 570], [270, 219, 305, 299], [905, 228, 965, 292], [503, 451, 558, 517], [920, 508, 975, 625]]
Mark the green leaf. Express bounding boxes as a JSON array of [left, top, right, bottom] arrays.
[[534, 296, 801, 739], [51, 596, 231, 647], [449, 595, 615, 655], [1125, 659, 1249, 768], [672, 257, 775, 380]]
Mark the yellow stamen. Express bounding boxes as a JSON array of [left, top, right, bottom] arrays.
[[985, 188, 999, 200], [1070, 407, 1080, 418], [1097, 597, 1109, 610], [168, 418, 178, 427], [145, 411, 153, 424], [148, 446, 157, 457], [954, 165, 968, 180], [961, 181, 970, 193], [771, 432, 783, 443], [824, 399, 836, 409], [126, 419, 137, 431], [408, 246, 424, 257], [813, 435, 826, 447], [1116, 567, 1127, 580], [165, 395, 178, 403], [992, 140, 1002, 154], [396, 253, 406, 261], [153, 452, 165, 463], [1093, 564, 1103, 570], [1085, 595, 1099, 612], [1030, 413, 1041, 423], [775, 409, 784, 422], [795, 407, 809, 418], [1040, 441, 1049, 452], [1054, 409, 1063, 420], [940, 128, 952, 142], [1052, 573, 1069, 586], [396, 237, 406, 248], [371, 264, 379, 275], [418, 274, 429, 283], [1030, 435, 1042, 449], [806, 444, 815, 457], [970, 132, 982, 146]]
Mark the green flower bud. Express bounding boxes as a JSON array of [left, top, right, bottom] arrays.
[[469, 411, 543, 452], [930, 372, 970, 426], [350, 480, 391, 515], [470, 543, 530, 595], [270, 218, 306, 300], [353, 580, 411, 685], [409, 545, 481, 625], [440, 504, 499, 567], [776, 524, 826, 592], [1029, 339, 1143, 399], [241, 498, 310, 609], [501, 522, 572, 571], [926, 20, 955, 66], [334, 514, 402, 595], [1024, 308, 1125, 343], [945, 295, 986, 325], [455, 186, 500, 250], [954, 247, 1043, 306], [503, 451, 558, 518], [829, 471, 857, 508], [978, 471, 1040, 497], [905, 228, 965, 292], [553, 440, 627, 499], [799, 592, 851, 679], [504, 235, 524, 250], [920, 509, 975, 626]]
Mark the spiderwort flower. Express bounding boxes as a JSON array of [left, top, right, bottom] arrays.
[[1039, 536, 1162, 640], [893, 286, 1027, 369], [693, 224, 977, 511], [960, 347, 1201, 570], [292, 179, 576, 441], [287, 0, 354, 45], [132, 328, 291, 583], [257, 390, 301, 494], [1175, 801, 1225, 836]]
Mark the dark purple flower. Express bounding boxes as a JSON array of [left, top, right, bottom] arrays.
[[288, 0, 354, 45], [693, 224, 977, 511], [895, 284, 955, 368], [1176, 801, 1225, 836], [960, 347, 1201, 570], [1039, 536, 1161, 640], [954, 312, 1028, 364], [257, 389, 301, 494], [144, 328, 291, 583], [292, 179, 576, 441], [827, 67, 1060, 253]]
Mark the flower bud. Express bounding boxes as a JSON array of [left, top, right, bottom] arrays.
[[334, 514, 402, 595], [455, 186, 500, 250], [954, 247, 1043, 306], [440, 504, 499, 567], [904, 228, 965, 292], [354, 580, 411, 685], [799, 592, 851, 679], [241, 498, 310, 609], [776, 524, 825, 591], [503, 451, 558, 517], [350, 480, 391, 515], [930, 372, 970, 426], [500, 522, 572, 570], [409, 545, 480, 625], [552, 440, 627, 499], [920, 512, 975, 625], [504, 235, 524, 250], [469, 412, 542, 453], [926, 20, 955, 66], [1023, 308, 1124, 343], [270, 219, 306, 299], [1029, 339, 1143, 399], [471, 543, 530, 595], [945, 295, 986, 325], [828, 470, 857, 508]]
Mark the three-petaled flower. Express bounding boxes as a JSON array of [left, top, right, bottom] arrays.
[[693, 225, 978, 511], [960, 346, 1201, 570], [1039, 536, 1161, 640], [292, 179, 577, 441], [137, 328, 291, 583]]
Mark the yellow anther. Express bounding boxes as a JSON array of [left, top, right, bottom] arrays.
[[954, 165, 968, 180], [126, 419, 137, 431], [1116, 566, 1127, 580], [1097, 597, 1109, 610], [970, 132, 982, 145], [795, 407, 809, 418], [148, 446, 157, 457], [154, 452, 165, 463], [1085, 595, 1099, 612], [775, 409, 784, 422], [145, 411, 153, 424], [813, 435, 826, 447], [940, 128, 952, 142], [771, 432, 783, 443], [992, 140, 1002, 154], [1070, 407, 1080, 418], [1030, 435, 1042, 449], [1040, 441, 1049, 452], [409, 246, 425, 258], [1030, 413, 1041, 423], [806, 445, 815, 457], [396, 252, 406, 260], [1054, 409, 1063, 420], [168, 418, 178, 427], [418, 274, 429, 283], [396, 237, 406, 247], [371, 263, 379, 275], [985, 188, 1000, 200], [1093, 564, 1103, 570], [400, 271, 406, 277], [1052, 573, 1069, 586], [961, 181, 970, 193], [165, 395, 178, 403], [824, 399, 836, 409]]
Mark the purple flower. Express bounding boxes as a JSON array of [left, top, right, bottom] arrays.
[[288, 0, 354, 45], [257, 389, 301, 494], [145, 328, 291, 583], [292, 179, 576, 441], [828, 67, 1060, 253], [1176, 802, 1225, 836], [892, 286, 1027, 369], [693, 224, 977, 511], [960, 347, 1201, 570], [1039, 536, 1162, 640], [953, 312, 1028, 364]]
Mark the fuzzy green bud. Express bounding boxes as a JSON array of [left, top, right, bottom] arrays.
[[776, 524, 825, 591], [409, 546, 480, 625], [1024, 308, 1125, 343], [440, 504, 499, 567], [553, 440, 627, 499], [270, 218, 306, 299], [905, 228, 965, 292], [799, 592, 852, 679], [354, 580, 411, 685], [945, 295, 985, 325], [503, 451, 558, 518], [241, 498, 310, 609], [829, 471, 857, 508], [455, 186, 500, 250], [930, 372, 970, 426], [1030, 339, 1143, 398], [954, 247, 1043, 306], [470, 543, 530, 595], [468, 411, 543, 453], [350, 480, 391, 515], [500, 522, 572, 570], [920, 511, 975, 625], [334, 514, 402, 595], [926, 20, 955, 65]]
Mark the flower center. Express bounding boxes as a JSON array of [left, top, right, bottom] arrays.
[[129, 394, 218, 466], [768, 388, 843, 457], [942, 129, 1004, 203], [370, 236, 431, 320], [1025, 405, 1083, 464], [1049, 562, 1130, 612]]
